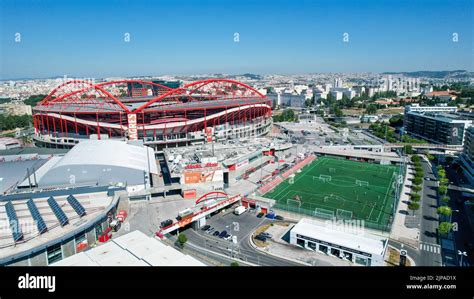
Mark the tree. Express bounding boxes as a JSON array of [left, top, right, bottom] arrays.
[[410, 193, 421, 202], [438, 185, 448, 195], [388, 114, 404, 127], [437, 169, 446, 178], [438, 221, 453, 235], [408, 202, 420, 215], [413, 177, 423, 186], [439, 178, 449, 185], [412, 185, 422, 193], [411, 155, 421, 163], [404, 145, 413, 155], [334, 107, 344, 117], [365, 104, 378, 115], [426, 154, 435, 161], [437, 206, 452, 218], [414, 166, 423, 173], [177, 234, 188, 248], [230, 261, 239, 267], [441, 196, 450, 203]]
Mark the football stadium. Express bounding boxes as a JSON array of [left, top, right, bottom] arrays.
[[264, 156, 402, 231], [32, 79, 273, 149]]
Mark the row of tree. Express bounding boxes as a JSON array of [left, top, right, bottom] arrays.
[[273, 109, 296, 122], [407, 155, 424, 215], [0, 114, 33, 131], [435, 165, 454, 235]]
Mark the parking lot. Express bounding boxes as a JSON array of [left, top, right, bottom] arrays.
[[198, 208, 270, 245]]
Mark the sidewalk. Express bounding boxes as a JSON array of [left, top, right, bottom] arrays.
[[389, 162, 420, 249]]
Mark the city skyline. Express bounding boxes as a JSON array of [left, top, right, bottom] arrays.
[[1, 0, 473, 79]]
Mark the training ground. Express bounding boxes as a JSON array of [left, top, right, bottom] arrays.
[[264, 156, 402, 231]]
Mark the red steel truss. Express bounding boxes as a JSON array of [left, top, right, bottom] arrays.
[[33, 79, 273, 144]]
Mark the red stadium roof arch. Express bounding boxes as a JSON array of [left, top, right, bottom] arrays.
[[37, 78, 267, 115]]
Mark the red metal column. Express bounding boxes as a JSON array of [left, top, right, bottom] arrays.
[[74, 114, 78, 135], [96, 112, 101, 140]]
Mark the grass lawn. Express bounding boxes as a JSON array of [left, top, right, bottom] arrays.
[[265, 156, 400, 229]]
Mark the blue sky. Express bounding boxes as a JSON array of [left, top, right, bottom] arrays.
[[1, 0, 472, 79]]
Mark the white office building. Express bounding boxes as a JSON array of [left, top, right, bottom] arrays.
[[404, 104, 457, 114], [289, 218, 388, 266]]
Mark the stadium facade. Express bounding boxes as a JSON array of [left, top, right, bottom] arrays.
[[33, 79, 273, 149]]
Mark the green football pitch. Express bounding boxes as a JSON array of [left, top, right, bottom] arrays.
[[265, 156, 401, 229]]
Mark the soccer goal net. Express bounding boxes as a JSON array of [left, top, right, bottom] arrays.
[[287, 198, 302, 207], [356, 180, 369, 187], [314, 208, 335, 220], [316, 175, 332, 182], [336, 209, 353, 220]]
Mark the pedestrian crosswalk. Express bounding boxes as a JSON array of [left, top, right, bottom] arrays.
[[419, 242, 441, 254]]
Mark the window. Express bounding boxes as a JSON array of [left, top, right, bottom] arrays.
[[75, 233, 88, 253], [47, 243, 63, 265], [330, 248, 341, 257], [319, 245, 328, 254], [95, 223, 103, 240], [308, 241, 317, 251], [355, 256, 367, 266], [296, 238, 305, 247]]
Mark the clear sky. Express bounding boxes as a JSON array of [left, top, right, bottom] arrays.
[[0, 0, 472, 79]]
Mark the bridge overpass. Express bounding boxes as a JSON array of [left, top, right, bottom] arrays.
[[383, 143, 463, 152], [155, 191, 241, 237]]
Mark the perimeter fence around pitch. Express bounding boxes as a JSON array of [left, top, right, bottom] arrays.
[[272, 160, 407, 233]]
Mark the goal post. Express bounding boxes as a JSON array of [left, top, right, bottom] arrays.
[[286, 198, 302, 207], [336, 209, 353, 220], [355, 180, 369, 187], [317, 174, 332, 182], [313, 208, 335, 220]]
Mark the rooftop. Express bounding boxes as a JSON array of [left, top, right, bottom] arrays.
[[292, 218, 387, 256], [0, 190, 117, 264], [53, 230, 205, 266]]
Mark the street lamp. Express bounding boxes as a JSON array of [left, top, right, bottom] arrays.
[[457, 250, 467, 266]]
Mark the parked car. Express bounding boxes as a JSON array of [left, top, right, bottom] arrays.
[[275, 215, 285, 221], [219, 230, 228, 238], [201, 225, 210, 231], [265, 212, 276, 219], [259, 232, 272, 239], [255, 234, 267, 242], [213, 231, 220, 237], [206, 227, 215, 234], [160, 219, 173, 228], [224, 234, 232, 241], [257, 212, 264, 218]]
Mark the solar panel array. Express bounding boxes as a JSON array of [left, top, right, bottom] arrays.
[[5, 201, 23, 242], [66, 195, 86, 217], [47, 197, 68, 227], [27, 199, 48, 234]]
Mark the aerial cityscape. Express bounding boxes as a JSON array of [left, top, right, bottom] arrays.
[[0, 0, 473, 296]]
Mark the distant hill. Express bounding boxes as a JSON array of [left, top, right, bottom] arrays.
[[382, 70, 473, 79]]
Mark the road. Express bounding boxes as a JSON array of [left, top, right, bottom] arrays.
[[176, 210, 303, 266], [417, 159, 443, 266], [183, 227, 302, 266]]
